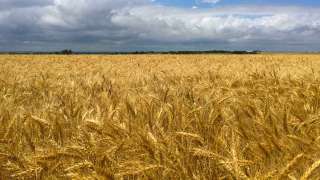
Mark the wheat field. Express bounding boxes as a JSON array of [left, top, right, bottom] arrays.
[[0, 54, 320, 179]]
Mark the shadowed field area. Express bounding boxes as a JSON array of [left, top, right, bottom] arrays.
[[1, 54, 320, 179]]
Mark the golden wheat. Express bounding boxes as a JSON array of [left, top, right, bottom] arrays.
[[0, 54, 320, 179]]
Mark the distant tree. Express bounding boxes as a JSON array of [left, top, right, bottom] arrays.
[[61, 49, 73, 55]]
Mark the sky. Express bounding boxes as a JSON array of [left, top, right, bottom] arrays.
[[0, 0, 320, 52]]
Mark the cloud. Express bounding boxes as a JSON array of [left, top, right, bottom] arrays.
[[199, 0, 221, 4], [111, 6, 320, 45], [0, 0, 53, 10], [0, 0, 320, 51]]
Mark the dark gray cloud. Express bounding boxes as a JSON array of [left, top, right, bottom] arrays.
[[0, 0, 53, 10], [0, 0, 320, 51]]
